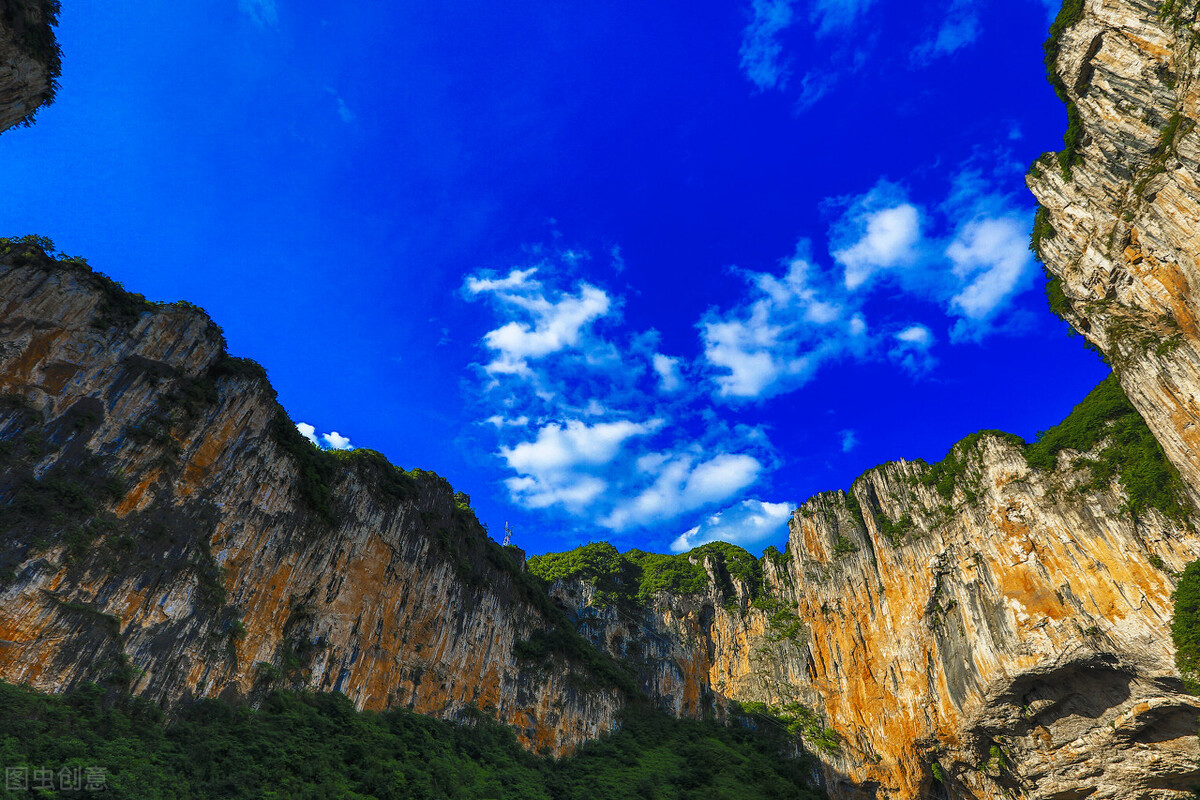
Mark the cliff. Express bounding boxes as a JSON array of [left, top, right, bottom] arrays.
[[0, 241, 631, 755], [1027, 0, 1200, 506], [0, 0, 59, 131], [541, 392, 1200, 799]]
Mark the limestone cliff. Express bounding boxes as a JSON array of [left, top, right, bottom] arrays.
[[0, 0, 59, 132], [548, 409, 1200, 799], [0, 242, 629, 755], [1027, 0, 1200, 505]]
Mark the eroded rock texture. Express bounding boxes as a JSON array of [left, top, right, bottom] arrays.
[[559, 431, 1200, 799], [1027, 0, 1200, 504], [0, 248, 625, 755], [0, 0, 59, 132]]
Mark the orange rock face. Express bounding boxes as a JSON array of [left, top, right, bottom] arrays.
[[0, 251, 622, 756]]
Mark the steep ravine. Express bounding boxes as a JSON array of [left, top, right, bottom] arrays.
[[5, 0, 1200, 797], [544, 403, 1200, 799], [0, 244, 629, 756]]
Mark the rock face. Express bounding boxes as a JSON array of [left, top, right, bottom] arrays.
[[553, 426, 1200, 799], [1027, 0, 1200, 505], [0, 247, 626, 755], [0, 0, 59, 132], [5, 0, 1200, 797]]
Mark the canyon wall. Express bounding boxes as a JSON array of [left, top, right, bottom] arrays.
[[0, 247, 627, 755], [1027, 0, 1200, 504], [0, 0, 59, 132], [552, 419, 1200, 799]]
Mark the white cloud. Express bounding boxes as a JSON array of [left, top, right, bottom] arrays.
[[322, 431, 353, 450], [464, 267, 538, 294], [238, 0, 278, 27], [832, 202, 921, 290], [500, 419, 660, 476], [652, 353, 683, 392], [840, 429, 858, 452], [466, 268, 613, 375], [895, 324, 931, 345], [947, 216, 1032, 324], [739, 0, 798, 91], [670, 499, 793, 553], [485, 415, 531, 428], [701, 255, 867, 399], [604, 452, 763, 530], [889, 325, 936, 375], [296, 422, 318, 446]]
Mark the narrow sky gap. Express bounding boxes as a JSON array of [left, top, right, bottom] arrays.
[[0, 0, 1106, 556]]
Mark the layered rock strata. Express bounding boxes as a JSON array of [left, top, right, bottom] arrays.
[[0, 247, 625, 755], [1028, 0, 1200, 504]]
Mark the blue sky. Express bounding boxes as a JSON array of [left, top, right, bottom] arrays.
[[0, 0, 1105, 556]]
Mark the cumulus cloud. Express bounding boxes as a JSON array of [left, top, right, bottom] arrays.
[[947, 217, 1031, 323], [322, 431, 353, 450], [501, 419, 661, 476], [465, 267, 613, 375], [238, 0, 278, 27], [829, 183, 922, 290], [889, 325, 936, 374], [297, 422, 353, 450], [739, 0, 799, 90], [670, 499, 793, 553], [701, 254, 866, 400], [840, 429, 858, 452], [652, 353, 683, 392], [500, 419, 662, 513], [604, 452, 763, 530], [296, 422, 318, 446]]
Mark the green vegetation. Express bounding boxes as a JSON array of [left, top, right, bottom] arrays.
[[831, 535, 857, 557], [0, 0, 62, 126], [0, 395, 126, 575], [1172, 560, 1200, 693], [1025, 375, 1189, 519], [731, 701, 839, 755], [917, 431, 1023, 504], [0, 681, 825, 799], [1042, 0, 1086, 179], [749, 597, 805, 644], [526, 541, 765, 606]]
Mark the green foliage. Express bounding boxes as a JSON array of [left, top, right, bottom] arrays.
[[831, 535, 858, 557], [1025, 375, 1189, 519], [1029, 205, 1075, 325], [0, 682, 824, 800], [876, 513, 914, 546], [1172, 560, 1200, 693], [918, 431, 1021, 503], [732, 701, 840, 755], [1042, 0, 1086, 179], [931, 762, 945, 784], [527, 541, 765, 606], [750, 597, 805, 644], [0, 0, 62, 126], [512, 626, 638, 695], [268, 408, 341, 525], [842, 492, 867, 530], [0, 400, 126, 570]]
